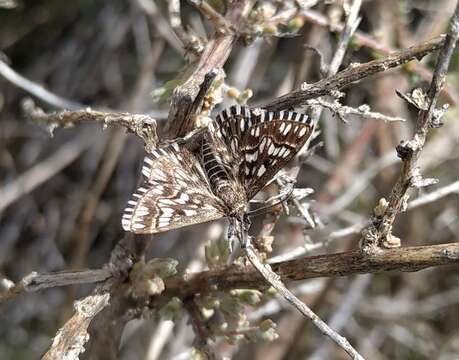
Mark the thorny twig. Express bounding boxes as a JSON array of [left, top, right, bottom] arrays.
[[167, 0, 205, 56], [188, 0, 234, 35], [262, 35, 446, 111], [21, 98, 158, 152], [299, 8, 459, 105], [307, 98, 406, 123], [3, 241, 458, 309], [361, 3, 459, 253], [270, 177, 459, 263], [166, 0, 256, 138], [239, 220, 365, 360], [251, 3, 366, 358], [308, 275, 372, 360]]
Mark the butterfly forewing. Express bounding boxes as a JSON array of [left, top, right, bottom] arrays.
[[122, 143, 226, 234], [214, 105, 259, 162], [240, 111, 313, 199]]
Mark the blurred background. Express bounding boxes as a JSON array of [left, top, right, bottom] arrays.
[[0, 0, 458, 359]]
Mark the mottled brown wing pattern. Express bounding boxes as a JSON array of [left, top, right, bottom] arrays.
[[122, 106, 313, 235], [122, 142, 226, 234], [214, 105, 258, 163], [213, 106, 313, 200], [240, 111, 313, 200]]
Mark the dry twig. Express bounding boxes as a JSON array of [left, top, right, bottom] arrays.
[[361, 3, 459, 253]]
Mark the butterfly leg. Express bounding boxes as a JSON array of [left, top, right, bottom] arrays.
[[226, 218, 242, 264], [246, 182, 294, 217], [226, 217, 251, 264]]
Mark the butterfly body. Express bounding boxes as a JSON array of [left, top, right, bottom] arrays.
[[122, 105, 313, 234], [200, 131, 248, 218]]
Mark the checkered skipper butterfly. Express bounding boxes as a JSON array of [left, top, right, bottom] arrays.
[[122, 105, 313, 234]]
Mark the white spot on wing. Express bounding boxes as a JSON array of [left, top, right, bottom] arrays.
[[257, 165, 266, 177], [142, 166, 151, 177], [183, 209, 197, 216], [259, 137, 267, 152], [279, 122, 286, 133], [283, 123, 292, 135]]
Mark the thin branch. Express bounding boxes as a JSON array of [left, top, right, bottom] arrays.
[[166, 0, 255, 138], [328, 0, 362, 75], [134, 0, 185, 54], [0, 269, 112, 305], [0, 57, 82, 110], [271, 177, 459, 263], [307, 98, 406, 123], [300, 8, 459, 105], [408, 179, 459, 209], [308, 275, 372, 360], [145, 321, 176, 360], [261, 35, 446, 111], [41, 281, 114, 360], [361, 3, 459, 252], [187, 0, 233, 35], [244, 242, 365, 360], [22, 99, 158, 152], [243, 4, 367, 359], [43, 237, 141, 359], [168, 0, 204, 55], [0, 130, 96, 213]]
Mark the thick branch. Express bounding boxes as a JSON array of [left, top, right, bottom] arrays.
[[154, 243, 459, 305], [0, 269, 112, 305], [262, 35, 445, 111], [165, 0, 255, 138]]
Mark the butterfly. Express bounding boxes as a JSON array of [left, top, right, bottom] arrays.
[[122, 105, 313, 234]]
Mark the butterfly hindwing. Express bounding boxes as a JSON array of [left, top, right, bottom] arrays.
[[241, 111, 313, 199], [122, 143, 226, 234]]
